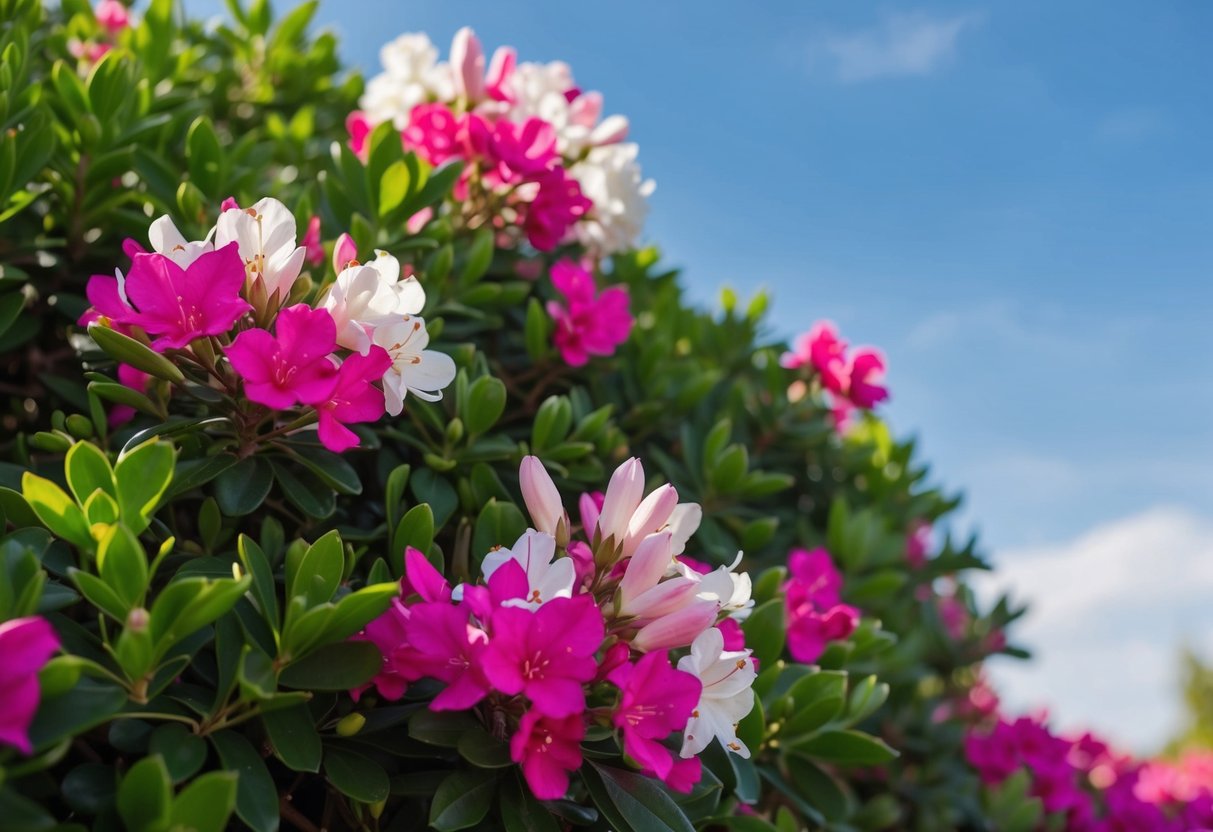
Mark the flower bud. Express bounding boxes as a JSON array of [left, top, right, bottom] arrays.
[[450, 27, 485, 103], [332, 232, 358, 275], [596, 457, 644, 543], [519, 456, 564, 537], [336, 713, 367, 737], [125, 607, 150, 633], [623, 484, 678, 557]]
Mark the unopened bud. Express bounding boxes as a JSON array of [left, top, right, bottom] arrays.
[[336, 712, 366, 737], [126, 607, 150, 633]]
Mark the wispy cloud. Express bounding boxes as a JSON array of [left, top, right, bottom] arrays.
[[974, 507, 1213, 751], [811, 11, 983, 83], [1096, 109, 1172, 145]]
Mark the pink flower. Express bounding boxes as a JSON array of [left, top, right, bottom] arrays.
[[108, 363, 149, 427], [786, 604, 858, 664], [524, 168, 592, 252], [95, 0, 129, 34], [906, 520, 932, 568], [717, 617, 747, 652], [519, 456, 566, 538], [406, 602, 491, 711], [491, 118, 558, 182], [786, 548, 843, 609], [481, 595, 604, 718], [510, 710, 584, 800], [316, 347, 391, 453], [611, 651, 702, 789], [546, 259, 633, 366], [98, 244, 251, 351], [301, 216, 324, 267], [225, 304, 339, 409], [485, 46, 516, 102], [346, 111, 372, 159], [353, 598, 412, 701], [403, 103, 464, 166], [0, 617, 61, 754], [782, 321, 847, 395], [450, 27, 486, 103], [847, 348, 888, 409]]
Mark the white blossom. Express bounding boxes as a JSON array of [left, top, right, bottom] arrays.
[[678, 627, 757, 758], [570, 143, 654, 255], [373, 316, 456, 415]]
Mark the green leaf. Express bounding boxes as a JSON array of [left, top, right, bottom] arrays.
[[238, 535, 279, 631], [214, 457, 273, 516], [186, 116, 223, 196], [429, 768, 497, 831], [96, 523, 148, 610], [148, 724, 206, 784], [379, 159, 410, 216], [287, 444, 363, 495], [524, 298, 549, 361], [324, 746, 390, 803], [169, 772, 239, 832], [88, 324, 184, 383], [116, 755, 172, 832], [21, 472, 92, 550], [796, 729, 898, 766], [209, 731, 279, 832], [114, 439, 175, 534], [409, 709, 480, 748], [785, 755, 850, 822], [393, 503, 435, 565], [742, 599, 786, 669], [457, 725, 513, 768], [460, 227, 494, 285], [69, 569, 129, 621], [287, 530, 344, 608], [583, 762, 695, 832], [28, 679, 127, 753], [783, 671, 847, 738], [279, 640, 381, 690], [64, 442, 115, 505], [462, 375, 507, 436], [62, 763, 119, 816], [500, 774, 561, 832], [263, 704, 322, 773]]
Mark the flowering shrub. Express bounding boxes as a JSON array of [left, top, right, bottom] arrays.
[[2, 1, 1179, 831]]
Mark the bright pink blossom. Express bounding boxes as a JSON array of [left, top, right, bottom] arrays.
[[786, 603, 858, 664], [784, 548, 858, 663], [847, 348, 889, 408], [611, 651, 702, 790], [782, 321, 847, 394], [491, 118, 558, 182], [88, 244, 251, 351], [0, 617, 61, 754], [346, 111, 372, 158], [906, 520, 932, 568], [510, 710, 584, 800], [403, 103, 465, 166], [316, 347, 391, 453], [225, 304, 339, 409], [546, 260, 633, 367], [406, 602, 491, 710], [481, 595, 604, 717], [786, 548, 843, 609], [301, 216, 324, 267], [524, 168, 592, 252], [95, 0, 129, 34]]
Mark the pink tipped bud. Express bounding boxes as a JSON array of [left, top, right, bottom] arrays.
[[597, 457, 644, 543], [619, 532, 674, 605], [219, 196, 240, 213], [569, 91, 603, 128], [579, 492, 603, 538], [450, 27, 486, 103], [519, 456, 564, 537], [632, 601, 718, 653], [332, 233, 358, 274], [486, 46, 516, 102], [623, 484, 678, 557], [590, 114, 630, 147]]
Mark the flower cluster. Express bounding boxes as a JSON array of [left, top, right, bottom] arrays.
[[966, 715, 1212, 831], [0, 617, 61, 755], [784, 547, 859, 664], [80, 198, 455, 452], [546, 259, 634, 366], [782, 320, 888, 430], [69, 0, 130, 64], [348, 28, 653, 255], [356, 456, 756, 799]]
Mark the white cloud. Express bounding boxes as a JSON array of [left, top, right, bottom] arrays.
[[975, 507, 1213, 752], [811, 11, 983, 83]]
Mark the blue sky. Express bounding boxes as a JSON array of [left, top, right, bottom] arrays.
[[189, 0, 1213, 749]]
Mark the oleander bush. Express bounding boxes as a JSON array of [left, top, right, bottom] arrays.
[[10, 2, 1194, 831]]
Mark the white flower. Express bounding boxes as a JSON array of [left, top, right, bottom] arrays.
[[147, 215, 213, 268], [570, 143, 654, 255], [361, 33, 452, 129], [213, 197, 306, 299], [666, 503, 702, 557], [323, 250, 426, 353], [678, 627, 757, 759], [372, 316, 456, 415], [691, 552, 755, 621], [481, 529, 576, 610]]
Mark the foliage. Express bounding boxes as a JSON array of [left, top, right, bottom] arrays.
[[0, 1, 1029, 830]]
